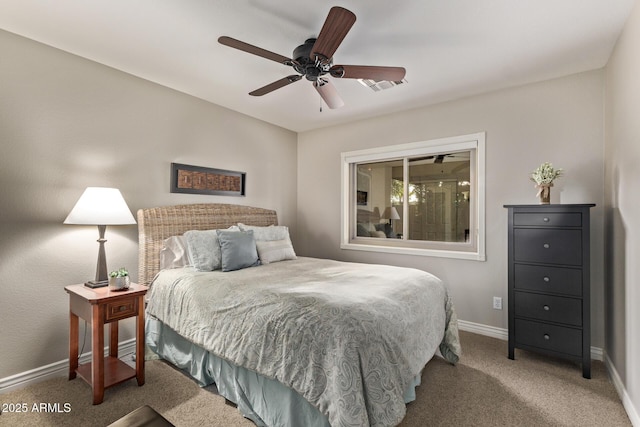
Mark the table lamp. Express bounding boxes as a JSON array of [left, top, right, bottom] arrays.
[[381, 206, 400, 224], [64, 187, 136, 288], [381, 206, 400, 237]]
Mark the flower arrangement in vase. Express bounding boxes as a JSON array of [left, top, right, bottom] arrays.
[[530, 162, 563, 204]]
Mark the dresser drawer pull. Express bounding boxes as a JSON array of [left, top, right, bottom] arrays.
[[543, 276, 550, 282], [543, 305, 550, 311], [119, 306, 126, 312], [543, 217, 550, 222], [543, 243, 550, 249], [544, 334, 550, 340]]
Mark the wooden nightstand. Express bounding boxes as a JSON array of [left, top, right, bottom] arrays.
[[65, 283, 148, 404]]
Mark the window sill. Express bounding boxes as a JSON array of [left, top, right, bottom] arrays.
[[340, 242, 486, 261]]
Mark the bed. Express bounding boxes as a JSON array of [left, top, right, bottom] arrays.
[[139, 203, 460, 427]]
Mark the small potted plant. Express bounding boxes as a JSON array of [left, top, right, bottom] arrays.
[[530, 162, 563, 204], [108, 267, 131, 291]]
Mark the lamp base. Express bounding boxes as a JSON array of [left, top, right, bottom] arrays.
[[84, 280, 109, 288]]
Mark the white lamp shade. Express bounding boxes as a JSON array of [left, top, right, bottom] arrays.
[[64, 187, 136, 225], [381, 206, 400, 220]]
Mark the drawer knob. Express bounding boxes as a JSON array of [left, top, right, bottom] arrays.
[[543, 276, 550, 282], [544, 334, 550, 340], [543, 243, 550, 249], [543, 305, 550, 311], [119, 306, 126, 312], [543, 217, 550, 222]]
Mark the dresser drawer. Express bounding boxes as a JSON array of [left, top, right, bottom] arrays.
[[514, 291, 582, 326], [515, 319, 582, 357], [104, 298, 138, 322], [514, 228, 582, 266], [514, 264, 582, 296], [513, 212, 582, 227]]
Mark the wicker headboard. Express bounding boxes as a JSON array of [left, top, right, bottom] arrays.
[[137, 203, 278, 286]]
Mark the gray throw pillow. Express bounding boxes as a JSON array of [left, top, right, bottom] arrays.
[[184, 230, 220, 271], [216, 229, 259, 272], [184, 226, 239, 271]]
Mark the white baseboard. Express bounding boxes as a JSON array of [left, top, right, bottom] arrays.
[[605, 353, 640, 427], [458, 319, 508, 340], [457, 319, 603, 361], [0, 338, 136, 394]]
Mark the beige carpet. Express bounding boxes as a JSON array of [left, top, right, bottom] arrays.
[[0, 331, 631, 426]]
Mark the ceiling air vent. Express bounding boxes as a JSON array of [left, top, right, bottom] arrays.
[[357, 78, 407, 92]]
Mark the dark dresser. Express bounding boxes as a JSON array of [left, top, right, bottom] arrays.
[[504, 204, 595, 378]]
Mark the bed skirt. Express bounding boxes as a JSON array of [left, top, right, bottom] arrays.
[[146, 316, 423, 427]]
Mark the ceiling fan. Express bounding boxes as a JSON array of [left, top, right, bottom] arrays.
[[218, 6, 406, 109], [410, 153, 470, 164]]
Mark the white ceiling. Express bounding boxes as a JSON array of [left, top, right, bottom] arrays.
[[0, 0, 635, 132]]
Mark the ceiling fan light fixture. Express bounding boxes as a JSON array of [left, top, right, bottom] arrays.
[[315, 79, 344, 109]]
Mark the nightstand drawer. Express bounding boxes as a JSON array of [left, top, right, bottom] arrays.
[[105, 298, 138, 322], [514, 228, 582, 265], [513, 213, 581, 227], [514, 264, 582, 296], [514, 292, 582, 326], [515, 319, 582, 357]]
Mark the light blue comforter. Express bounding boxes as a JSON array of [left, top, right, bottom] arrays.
[[146, 257, 460, 427]]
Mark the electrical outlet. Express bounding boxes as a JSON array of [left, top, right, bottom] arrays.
[[493, 297, 503, 310]]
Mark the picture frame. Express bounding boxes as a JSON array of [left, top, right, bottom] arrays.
[[356, 169, 371, 208], [170, 163, 246, 196], [357, 190, 368, 206]]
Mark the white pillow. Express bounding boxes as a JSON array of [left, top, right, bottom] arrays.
[[237, 223, 289, 241], [159, 235, 189, 270], [237, 223, 297, 264], [256, 239, 297, 264]]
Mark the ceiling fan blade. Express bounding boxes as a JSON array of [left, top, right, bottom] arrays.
[[330, 65, 406, 81], [218, 36, 292, 65], [314, 79, 344, 109], [310, 7, 356, 61], [249, 75, 302, 96]]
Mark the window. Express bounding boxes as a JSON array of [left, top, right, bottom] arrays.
[[341, 132, 485, 261]]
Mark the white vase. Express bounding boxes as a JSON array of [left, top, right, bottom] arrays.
[[108, 276, 131, 291]]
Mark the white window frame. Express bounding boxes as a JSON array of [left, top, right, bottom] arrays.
[[341, 132, 486, 261]]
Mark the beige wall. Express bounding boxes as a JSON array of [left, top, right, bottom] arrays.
[[605, 0, 640, 420], [0, 30, 297, 379], [3, 18, 636, 420], [297, 70, 605, 348]]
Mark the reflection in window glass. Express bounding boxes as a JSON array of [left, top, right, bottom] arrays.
[[356, 160, 401, 238], [406, 153, 470, 242], [355, 154, 470, 243], [342, 132, 485, 260]]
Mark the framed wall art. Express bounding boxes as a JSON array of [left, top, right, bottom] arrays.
[[170, 163, 246, 196], [356, 190, 368, 206]]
